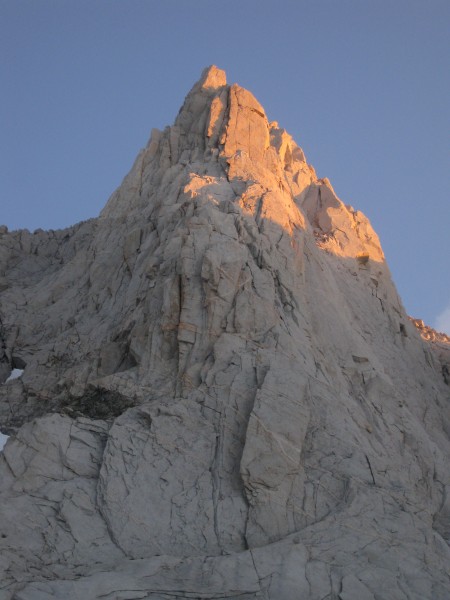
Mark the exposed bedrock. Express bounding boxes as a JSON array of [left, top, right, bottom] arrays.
[[0, 66, 449, 599]]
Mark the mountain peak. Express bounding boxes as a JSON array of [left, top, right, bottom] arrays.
[[102, 67, 383, 263], [1, 66, 449, 599], [198, 64, 227, 90]]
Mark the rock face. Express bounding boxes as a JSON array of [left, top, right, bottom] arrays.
[[0, 66, 449, 599]]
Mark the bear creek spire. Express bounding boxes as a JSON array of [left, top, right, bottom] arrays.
[[0, 66, 449, 599]]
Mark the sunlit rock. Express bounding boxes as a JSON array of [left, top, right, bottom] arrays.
[[0, 66, 449, 599]]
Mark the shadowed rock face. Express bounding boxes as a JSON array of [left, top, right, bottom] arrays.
[[0, 65, 449, 599]]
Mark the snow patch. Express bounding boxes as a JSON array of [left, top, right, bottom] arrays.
[[5, 368, 24, 382], [0, 433, 9, 452]]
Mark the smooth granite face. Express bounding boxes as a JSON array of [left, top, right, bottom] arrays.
[[0, 66, 449, 600]]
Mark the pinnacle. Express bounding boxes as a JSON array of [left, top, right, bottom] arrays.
[[197, 65, 227, 90], [1, 60, 450, 600]]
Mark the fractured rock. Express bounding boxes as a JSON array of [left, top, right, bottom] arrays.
[[0, 65, 449, 599]]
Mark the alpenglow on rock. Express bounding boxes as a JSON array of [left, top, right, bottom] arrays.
[[0, 66, 449, 599]]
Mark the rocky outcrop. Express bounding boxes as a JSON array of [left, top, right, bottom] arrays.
[[409, 316, 450, 344], [0, 66, 449, 599]]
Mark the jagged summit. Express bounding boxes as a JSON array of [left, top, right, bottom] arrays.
[[195, 64, 227, 89], [0, 67, 449, 599], [102, 66, 384, 262]]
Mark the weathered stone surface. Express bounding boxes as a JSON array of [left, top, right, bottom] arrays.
[[0, 65, 449, 599]]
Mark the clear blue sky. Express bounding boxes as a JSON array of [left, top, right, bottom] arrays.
[[1, 0, 449, 332]]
